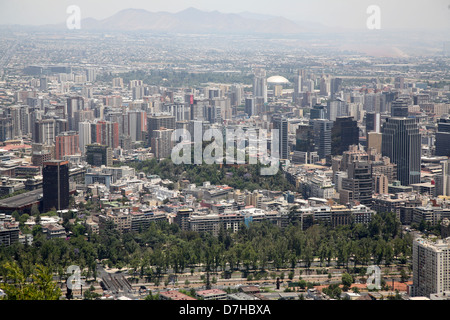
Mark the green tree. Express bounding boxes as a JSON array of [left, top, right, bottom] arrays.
[[0, 262, 61, 300]]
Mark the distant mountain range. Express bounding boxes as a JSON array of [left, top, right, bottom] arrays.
[[60, 7, 317, 34]]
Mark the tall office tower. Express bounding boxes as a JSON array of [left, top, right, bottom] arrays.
[[86, 144, 112, 167], [381, 117, 421, 186], [212, 98, 231, 121], [9, 105, 28, 138], [394, 77, 405, 89], [39, 77, 48, 92], [330, 77, 343, 97], [319, 75, 330, 96], [162, 103, 190, 122], [435, 159, 450, 196], [147, 114, 176, 143], [73, 109, 94, 133], [253, 68, 267, 103], [66, 96, 84, 131], [151, 128, 174, 160], [340, 161, 373, 205], [122, 110, 147, 142], [42, 160, 69, 212], [382, 91, 398, 114], [311, 119, 333, 159], [103, 96, 123, 108], [435, 115, 450, 157], [33, 118, 56, 145], [326, 99, 347, 121], [295, 124, 314, 152], [363, 93, 381, 113], [85, 68, 97, 82], [245, 97, 255, 117], [310, 104, 326, 120], [112, 77, 124, 89], [0, 117, 13, 142], [129, 80, 143, 89], [365, 112, 381, 134], [331, 117, 359, 156], [91, 121, 119, 149], [391, 98, 410, 117], [411, 237, 450, 297], [78, 122, 92, 155], [55, 131, 79, 160], [293, 69, 303, 103], [230, 84, 243, 107], [273, 117, 289, 160], [132, 86, 145, 100]]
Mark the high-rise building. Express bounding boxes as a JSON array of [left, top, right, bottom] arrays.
[[365, 112, 381, 134], [151, 128, 174, 160], [33, 118, 56, 145], [293, 69, 303, 103], [147, 114, 176, 142], [311, 119, 333, 159], [273, 117, 289, 160], [253, 68, 267, 103], [435, 159, 450, 197], [78, 122, 92, 155], [123, 110, 147, 142], [55, 131, 79, 160], [0, 117, 13, 142], [245, 97, 255, 117], [86, 144, 113, 167], [42, 160, 69, 212], [391, 98, 410, 118], [91, 121, 119, 149], [435, 115, 450, 157], [340, 161, 372, 205], [381, 117, 421, 186], [66, 97, 84, 131], [411, 237, 450, 297], [331, 117, 359, 156]]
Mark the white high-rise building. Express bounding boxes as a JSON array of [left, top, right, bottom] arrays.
[[411, 237, 450, 297], [78, 122, 92, 155], [253, 68, 267, 103]]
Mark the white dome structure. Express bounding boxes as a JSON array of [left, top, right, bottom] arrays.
[[267, 75, 290, 85]]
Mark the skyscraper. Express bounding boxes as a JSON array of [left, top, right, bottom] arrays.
[[86, 144, 112, 167], [435, 115, 450, 157], [55, 131, 79, 160], [311, 119, 333, 159], [381, 117, 421, 186], [66, 97, 84, 131], [151, 128, 174, 160], [42, 160, 69, 212], [412, 237, 450, 297], [273, 117, 289, 160], [391, 98, 410, 118], [148, 114, 176, 142], [253, 68, 267, 104], [331, 117, 359, 156]]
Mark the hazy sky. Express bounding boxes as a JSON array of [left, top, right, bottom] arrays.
[[1, 0, 449, 30]]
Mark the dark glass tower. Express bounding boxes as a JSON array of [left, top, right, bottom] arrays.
[[435, 115, 450, 157], [273, 117, 289, 160], [43, 160, 69, 212], [381, 117, 421, 186], [331, 116, 359, 156]]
